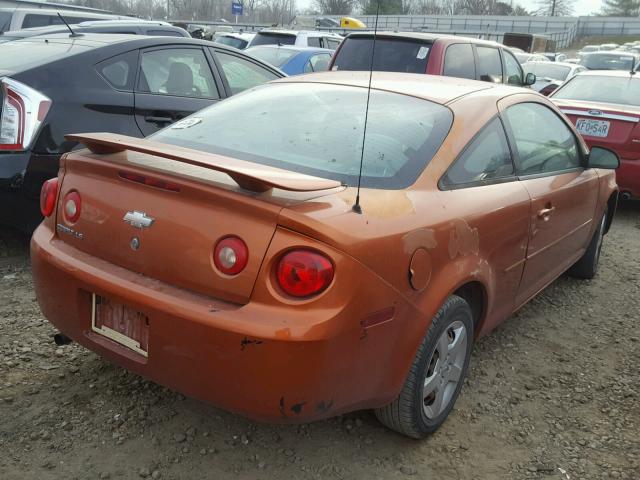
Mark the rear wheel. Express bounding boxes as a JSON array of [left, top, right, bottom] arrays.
[[375, 295, 473, 438], [567, 208, 607, 279]]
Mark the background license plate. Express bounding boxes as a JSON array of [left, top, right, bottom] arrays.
[[91, 294, 149, 357], [576, 118, 610, 138]]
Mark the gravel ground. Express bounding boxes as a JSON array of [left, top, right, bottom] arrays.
[[1, 203, 639, 480]]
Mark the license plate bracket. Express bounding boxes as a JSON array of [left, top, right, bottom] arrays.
[[91, 294, 149, 357]]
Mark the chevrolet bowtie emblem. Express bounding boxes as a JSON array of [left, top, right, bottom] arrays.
[[123, 211, 155, 229]]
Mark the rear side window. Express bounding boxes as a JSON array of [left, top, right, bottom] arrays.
[[251, 32, 296, 46], [443, 43, 475, 80], [0, 12, 13, 32], [97, 50, 138, 91], [23, 14, 58, 28], [442, 118, 513, 188], [215, 51, 279, 95], [476, 46, 503, 83], [332, 37, 431, 73], [307, 37, 321, 48], [503, 103, 580, 175]]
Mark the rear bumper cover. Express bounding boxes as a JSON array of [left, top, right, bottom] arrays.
[[618, 158, 640, 198], [31, 223, 416, 422]]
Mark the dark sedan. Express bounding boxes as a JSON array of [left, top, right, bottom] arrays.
[[0, 33, 283, 231]]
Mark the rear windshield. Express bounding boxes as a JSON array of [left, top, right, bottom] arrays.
[[0, 11, 12, 32], [251, 32, 296, 47], [332, 36, 432, 73], [580, 53, 636, 70], [215, 36, 249, 49], [246, 46, 297, 67], [152, 83, 453, 189], [0, 38, 96, 71], [523, 63, 571, 81], [552, 75, 640, 106]]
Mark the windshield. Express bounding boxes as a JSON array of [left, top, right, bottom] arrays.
[[215, 36, 248, 49], [552, 75, 640, 106], [332, 37, 431, 73], [152, 83, 453, 189], [523, 63, 571, 80], [246, 47, 298, 67], [580, 53, 636, 70], [251, 32, 296, 47]]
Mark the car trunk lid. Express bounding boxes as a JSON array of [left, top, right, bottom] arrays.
[[55, 134, 342, 305], [555, 99, 640, 159]]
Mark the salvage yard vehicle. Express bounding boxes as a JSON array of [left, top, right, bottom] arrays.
[[551, 70, 640, 199], [249, 29, 343, 50], [31, 72, 619, 438], [213, 32, 255, 50], [579, 51, 639, 70], [0, 33, 283, 232], [0, 7, 120, 33], [522, 61, 586, 96], [246, 45, 333, 75], [330, 32, 536, 87]]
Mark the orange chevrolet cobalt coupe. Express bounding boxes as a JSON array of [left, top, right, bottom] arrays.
[[31, 73, 619, 438]]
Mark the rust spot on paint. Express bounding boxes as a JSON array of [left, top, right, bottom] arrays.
[[402, 228, 437, 254], [290, 402, 306, 415], [448, 219, 479, 259], [240, 337, 263, 351]]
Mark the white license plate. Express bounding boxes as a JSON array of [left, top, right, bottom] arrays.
[[576, 118, 610, 138]]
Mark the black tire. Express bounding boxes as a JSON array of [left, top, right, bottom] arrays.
[[375, 295, 474, 439], [567, 208, 608, 280]]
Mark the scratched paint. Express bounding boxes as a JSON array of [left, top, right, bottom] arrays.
[[448, 219, 480, 259]]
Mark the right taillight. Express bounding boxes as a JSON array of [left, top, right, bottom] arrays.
[[0, 77, 51, 151], [40, 178, 58, 217], [276, 250, 334, 298]]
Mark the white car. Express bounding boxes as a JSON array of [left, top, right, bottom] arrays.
[[214, 32, 256, 50], [522, 61, 587, 96], [249, 29, 342, 50], [514, 52, 550, 64]]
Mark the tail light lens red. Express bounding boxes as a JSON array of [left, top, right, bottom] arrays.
[[540, 84, 559, 96], [276, 250, 334, 298], [214, 236, 248, 275], [63, 191, 81, 223], [0, 78, 51, 151], [40, 178, 58, 217]]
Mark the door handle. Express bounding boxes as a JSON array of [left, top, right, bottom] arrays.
[[537, 206, 556, 221], [144, 116, 173, 124]]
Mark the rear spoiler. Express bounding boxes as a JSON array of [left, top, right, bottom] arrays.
[[65, 133, 343, 193]]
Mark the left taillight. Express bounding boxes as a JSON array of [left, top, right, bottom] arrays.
[[40, 178, 58, 217], [0, 77, 51, 151]]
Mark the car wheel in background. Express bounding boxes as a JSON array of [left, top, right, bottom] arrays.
[[375, 295, 474, 438]]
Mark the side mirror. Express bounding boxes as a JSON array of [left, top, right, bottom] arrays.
[[588, 146, 620, 169], [524, 72, 536, 86]]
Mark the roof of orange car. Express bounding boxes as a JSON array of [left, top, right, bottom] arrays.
[[274, 71, 518, 105]]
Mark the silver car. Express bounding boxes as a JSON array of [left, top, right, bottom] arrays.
[[522, 61, 587, 95]]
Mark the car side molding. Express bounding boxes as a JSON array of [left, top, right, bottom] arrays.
[[65, 132, 343, 193]]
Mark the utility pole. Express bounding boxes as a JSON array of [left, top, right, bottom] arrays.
[[167, 0, 170, 20], [551, 0, 557, 16]]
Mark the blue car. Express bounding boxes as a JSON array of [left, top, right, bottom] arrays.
[[245, 45, 333, 76]]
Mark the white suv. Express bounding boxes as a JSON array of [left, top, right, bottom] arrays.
[[249, 29, 342, 50]]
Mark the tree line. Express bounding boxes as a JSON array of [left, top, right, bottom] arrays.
[[60, 0, 640, 23]]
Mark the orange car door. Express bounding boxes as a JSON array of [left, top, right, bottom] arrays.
[[501, 101, 600, 306]]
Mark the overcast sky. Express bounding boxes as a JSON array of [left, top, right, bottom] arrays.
[[297, 0, 605, 16]]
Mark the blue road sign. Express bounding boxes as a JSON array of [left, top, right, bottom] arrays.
[[232, 1, 243, 15]]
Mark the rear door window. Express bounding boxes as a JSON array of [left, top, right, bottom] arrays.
[[332, 37, 431, 73], [307, 37, 321, 47], [443, 43, 475, 80], [22, 14, 57, 28], [476, 46, 503, 83], [214, 51, 279, 95], [137, 48, 218, 98], [304, 53, 332, 73]]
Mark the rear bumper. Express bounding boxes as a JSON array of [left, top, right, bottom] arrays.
[[618, 158, 640, 198], [31, 223, 415, 422]]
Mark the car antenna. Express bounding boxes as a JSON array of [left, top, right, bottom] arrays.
[[352, 0, 380, 214], [57, 12, 82, 38]]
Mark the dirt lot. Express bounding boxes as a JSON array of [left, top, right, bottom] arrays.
[[1, 204, 639, 480]]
